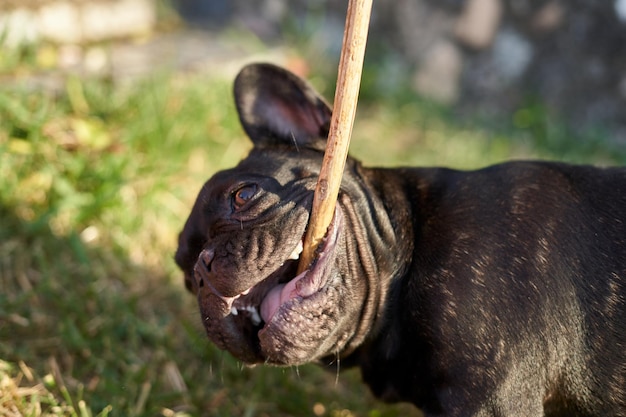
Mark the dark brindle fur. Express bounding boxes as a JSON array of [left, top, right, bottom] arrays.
[[175, 63, 626, 416]]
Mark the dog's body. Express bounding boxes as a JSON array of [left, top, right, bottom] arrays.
[[175, 63, 626, 416]]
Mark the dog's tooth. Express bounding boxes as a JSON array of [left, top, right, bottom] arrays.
[[236, 305, 262, 325], [231, 307, 238, 316], [288, 241, 304, 260], [250, 307, 262, 326]]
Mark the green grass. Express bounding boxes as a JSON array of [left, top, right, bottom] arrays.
[[1, 41, 626, 417]]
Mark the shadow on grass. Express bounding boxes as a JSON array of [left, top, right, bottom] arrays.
[[1, 203, 193, 415], [0, 203, 421, 417]]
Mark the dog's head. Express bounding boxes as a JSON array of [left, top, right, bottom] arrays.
[[175, 63, 399, 365]]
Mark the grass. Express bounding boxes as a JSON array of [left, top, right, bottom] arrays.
[[1, 39, 626, 417]]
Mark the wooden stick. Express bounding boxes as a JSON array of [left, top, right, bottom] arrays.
[[298, 0, 373, 274]]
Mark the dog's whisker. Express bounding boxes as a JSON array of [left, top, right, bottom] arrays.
[[334, 350, 340, 387], [290, 131, 299, 153]]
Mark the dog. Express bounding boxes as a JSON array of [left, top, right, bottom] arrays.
[[175, 63, 626, 416]]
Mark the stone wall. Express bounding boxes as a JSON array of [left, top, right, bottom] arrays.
[[3, 0, 625, 138], [173, 0, 626, 139], [0, 0, 156, 44]]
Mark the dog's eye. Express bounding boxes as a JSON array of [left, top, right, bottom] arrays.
[[232, 185, 257, 211]]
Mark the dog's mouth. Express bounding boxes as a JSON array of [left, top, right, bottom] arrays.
[[196, 207, 343, 363]]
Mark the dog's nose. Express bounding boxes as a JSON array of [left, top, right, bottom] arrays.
[[193, 248, 215, 290]]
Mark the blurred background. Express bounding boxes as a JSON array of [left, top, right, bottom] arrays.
[[1, 1, 625, 416], [3, 0, 626, 134]]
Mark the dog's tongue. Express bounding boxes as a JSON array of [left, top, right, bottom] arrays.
[[260, 272, 304, 323], [260, 209, 341, 325]]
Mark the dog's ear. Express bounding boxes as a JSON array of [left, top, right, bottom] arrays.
[[234, 63, 332, 151]]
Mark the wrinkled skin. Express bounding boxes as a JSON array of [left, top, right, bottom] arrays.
[[175, 63, 626, 416]]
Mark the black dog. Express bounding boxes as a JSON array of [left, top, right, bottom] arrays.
[[175, 63, 626, 416]]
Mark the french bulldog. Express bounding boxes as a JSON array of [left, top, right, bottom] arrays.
[[175, 63, 626, 416]]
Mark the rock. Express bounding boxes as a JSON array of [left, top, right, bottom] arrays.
[[393, 1, 454, 62], [454, 0, 503, 49], [531, 1, 565, 33], [616, 0, 626, 23], [1, 0, 156, 44], [413, 39, 463, 104], [43, 0, 155, 43], [0, 8, 39, 46], [492, 27, 533, 82]]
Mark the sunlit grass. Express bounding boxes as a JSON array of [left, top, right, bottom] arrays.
[[0, 360, 113, 417]]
